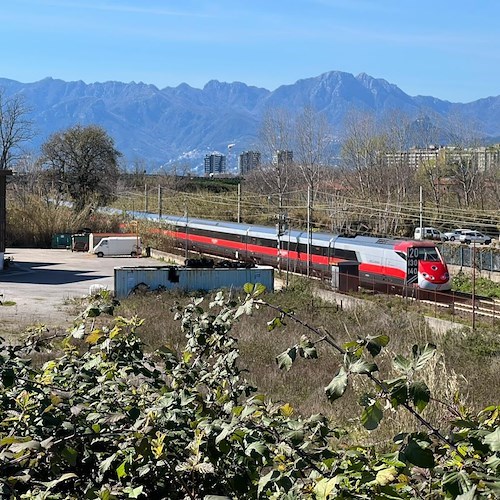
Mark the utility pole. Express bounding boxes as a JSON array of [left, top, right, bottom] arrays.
[[472, 240, 476, 331], [286, 214, 291, 288], [237, 183, 241, 223], [157, 185, 162, 220], [184, 203, 189, 260], [419, 185, 423, 233], [144, 184, 148, 213], [276, 193, 287, 274], [307, 186, 311, 276]]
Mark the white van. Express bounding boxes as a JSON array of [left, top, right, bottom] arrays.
[[92, 236, 142, 257], [414, 227, 445, 241]]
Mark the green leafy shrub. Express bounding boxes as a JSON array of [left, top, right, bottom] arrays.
[[452, 270, 500, 297], [0, 288, 498, 499]]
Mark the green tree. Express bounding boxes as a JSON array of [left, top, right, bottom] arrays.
[[41, 125, 121, 211]]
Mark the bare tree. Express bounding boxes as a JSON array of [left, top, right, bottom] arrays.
[[444, 114, 484, 208], [340, 110, 388, 201], [294, 106, 332, 202], [416, 156, 444, 207], [249, 108, 295, 207], [482, 145, 500, 209], [0, 90, 33, 170]]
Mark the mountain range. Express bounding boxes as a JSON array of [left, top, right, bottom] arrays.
[[1, 71, 499, 173]]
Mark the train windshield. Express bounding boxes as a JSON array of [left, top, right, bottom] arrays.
[[416, 247, 440, 261]]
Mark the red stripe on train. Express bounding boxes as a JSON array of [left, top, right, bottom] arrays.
[[165, 229, 407, 280]]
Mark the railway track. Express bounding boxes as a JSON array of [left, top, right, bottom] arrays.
[[413, 289, 500, 322], [447, 292, 500, 320], [175, 246, 500, 323]]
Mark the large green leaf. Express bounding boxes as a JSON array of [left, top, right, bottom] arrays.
[[298, 335, 317, 359], [393, 354, 412, 374], [257, 470, 280, 497], [456, 487, 477, 500], [245, 441, 267, 457], [252, 283, 267, 297], [325, 367, 348, 402], [9, 440, 41, 453], [116, 460, 129, 479], [361, 401, 383, 430], [412, 343, 436, 371], [99, 453, 116, 475], [347, 357, 378, 374], [375, 466, 398, 486], [123, 486, 144, 499], [366, 334, 390, 357], [403, 438, 435, 468], [388, 378, 408, 408], [235, 300, 254, 319], [276, 346, 297, 371], [1, 367, 15, 388], [267, 316, 285, 331], [409, 380, 431, 412], [484, 427, 500, 451], [40, 473, 78, 490], [313, 477, 339, 499]]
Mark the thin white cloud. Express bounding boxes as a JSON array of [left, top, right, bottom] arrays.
[[15, 0, 216, 18]]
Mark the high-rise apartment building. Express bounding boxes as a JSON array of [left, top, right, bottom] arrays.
[[385, 145, 500, 172], [204, 153, 226, 176], [238, 151, 261, 175], [272, 150, 293, 166]]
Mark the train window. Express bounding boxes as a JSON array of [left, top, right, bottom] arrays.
[[416, 247, 440, 261], [396, 251, 406, 260]]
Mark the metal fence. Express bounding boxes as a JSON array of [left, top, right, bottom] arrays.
[[440, 244, 500, 273], [328, 270, 499, 330]]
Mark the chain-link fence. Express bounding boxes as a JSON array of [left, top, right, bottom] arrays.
[[440, 244, 500, 273]]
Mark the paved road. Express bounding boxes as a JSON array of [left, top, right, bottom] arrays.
[[0, 248, 161, 332]]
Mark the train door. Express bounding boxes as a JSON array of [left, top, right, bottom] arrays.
[[358, 248, 383, 289], [383, 249, 406, 290]]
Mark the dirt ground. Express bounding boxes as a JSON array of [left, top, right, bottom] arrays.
[[0, 248, 163, 336]]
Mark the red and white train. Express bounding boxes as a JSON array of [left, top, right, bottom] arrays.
[[146, 214, 451, 292]]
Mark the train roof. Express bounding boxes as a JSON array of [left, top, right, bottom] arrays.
[[149, 213, 438, 250]]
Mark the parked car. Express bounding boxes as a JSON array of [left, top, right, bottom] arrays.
[[414, 227, 446, 241], [443, 228, 471, 241], [458, 230, 492, 245]]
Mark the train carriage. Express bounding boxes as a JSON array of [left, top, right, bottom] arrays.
[[146, 214, 451, 292]]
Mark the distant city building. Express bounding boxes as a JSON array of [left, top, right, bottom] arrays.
[[238, 151, 261, 175], [273, 150, 293, 166], [385, 145, 500, 172], [204, 153, 226, 176]]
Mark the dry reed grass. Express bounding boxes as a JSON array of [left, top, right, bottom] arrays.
[[116, 279, 500, 448]]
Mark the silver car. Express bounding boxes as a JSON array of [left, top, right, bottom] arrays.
[[458, 230, 492, 245], [443, 228, 470, 241]]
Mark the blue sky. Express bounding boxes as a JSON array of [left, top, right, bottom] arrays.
[[2, 0, 499, 103]]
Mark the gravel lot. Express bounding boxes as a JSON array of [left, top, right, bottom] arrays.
[[0, 248, 163, 334]]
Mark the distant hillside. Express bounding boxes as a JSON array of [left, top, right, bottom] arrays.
[[1, 72, 499, 172]]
